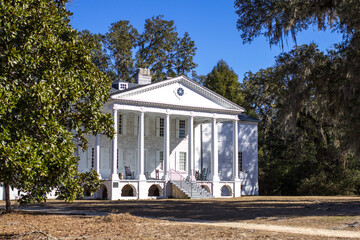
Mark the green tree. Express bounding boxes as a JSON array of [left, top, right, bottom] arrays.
[[243, 44, 360, 195], [86, 15, 197, 82], [235, 0, 360, 156], [136, 15, 197, 80], [0, 0, 114, 212], [105, 20, 138, 82], [79, 30, 113, 77], [202, 60, 245, 107]]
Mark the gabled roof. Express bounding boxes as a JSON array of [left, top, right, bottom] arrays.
[[109, 76, 245, 114]]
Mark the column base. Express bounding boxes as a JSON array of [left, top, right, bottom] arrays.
[[212, 181, 221, 197], [163, 174, 168, 181], [138, 174, 147, 181], [111, 173, 119, 181], [211, 175, 220, 182], [233, 179, 241, 197]]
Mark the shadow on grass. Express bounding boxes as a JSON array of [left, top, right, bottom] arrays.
[[12, 197, 360, 221]]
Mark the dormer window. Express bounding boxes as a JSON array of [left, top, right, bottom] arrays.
[[119, 83, 128, 90]]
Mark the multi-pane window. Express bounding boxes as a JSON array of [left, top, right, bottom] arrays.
[[118, 114, 122, 135], [91, 147, 95, 168], [179, 152, 186, 171], [238, 152, 243, 171], [179, 120, 186, 138], [159, 118, 164, 137], [119, 83, 127, 90]]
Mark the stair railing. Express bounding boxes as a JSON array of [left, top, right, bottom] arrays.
[[169, 169, 212, 198]]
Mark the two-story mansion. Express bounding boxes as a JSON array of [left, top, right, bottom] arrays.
[[75, 69, 259, 200]]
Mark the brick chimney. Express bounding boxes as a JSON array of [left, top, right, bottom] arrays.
[[135, 68, 152, 85]]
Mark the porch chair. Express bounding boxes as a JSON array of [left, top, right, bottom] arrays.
[[200, 168, 208, 180], [125, 166, 134, 179], [195, 170, 200, 180]]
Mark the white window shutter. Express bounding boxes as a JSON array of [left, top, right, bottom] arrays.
[[118, 149, 123, 170], [79, 150, 86, 169], [108, 148, 111, 169], [118, 114, 122, 135], [87, 148, 91, 169], [122, 115, 127, 136], [156, 117, 160, 137], [176, 119, 180, 138], [155, 150, 160, 168], [134, 115, 138, 136], [145, 116, 150, 136]]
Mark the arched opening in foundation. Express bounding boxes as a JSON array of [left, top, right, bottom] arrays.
[[148, 184, 162, 197], [121, 184, 136, 197], [221, 185, 232, 196], [201, 185, 210, 193]]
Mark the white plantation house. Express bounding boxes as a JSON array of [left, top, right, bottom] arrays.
[[0, 69, 259, 201]]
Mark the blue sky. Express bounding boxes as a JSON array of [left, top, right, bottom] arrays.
[[67, 0, 342, 81]]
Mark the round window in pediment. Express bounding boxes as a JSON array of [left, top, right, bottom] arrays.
[[177, 87, 184, 96]]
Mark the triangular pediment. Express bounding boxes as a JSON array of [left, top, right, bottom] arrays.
[[110, 76, 244, 113]]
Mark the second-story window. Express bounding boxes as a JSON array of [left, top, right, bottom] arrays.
[[178, 120, 186, 138]]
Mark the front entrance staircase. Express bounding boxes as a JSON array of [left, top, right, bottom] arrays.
[[169, 170, 213, 199]]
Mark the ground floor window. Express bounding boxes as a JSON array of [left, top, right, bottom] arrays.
[[179, 152, 186, 171]]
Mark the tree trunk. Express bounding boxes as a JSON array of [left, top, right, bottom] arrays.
[[5, 182, 11, 213]]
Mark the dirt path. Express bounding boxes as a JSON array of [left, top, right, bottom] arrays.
[[174, 220, 360, 239]]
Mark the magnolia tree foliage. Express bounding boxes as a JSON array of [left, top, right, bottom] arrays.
[[80, 15, 197, 82], [0, 0, 114, 212]]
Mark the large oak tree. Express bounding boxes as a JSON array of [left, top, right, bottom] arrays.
[[80, 15, 197, 82], [0, 0, 114, 212], [235, 0, 360, 194]]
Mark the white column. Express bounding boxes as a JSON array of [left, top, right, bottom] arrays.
[[188, 115, 194, 180], [138, 111, 146, 180], [111, 109, 119, 180], [211, 117, 220, 181], [233, 120, 239, 180], [163, 113, 170, 180], [94, 135, 101, 179]]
